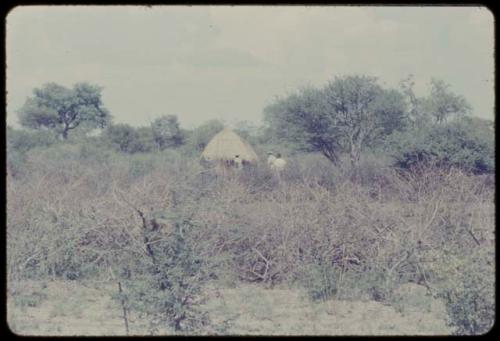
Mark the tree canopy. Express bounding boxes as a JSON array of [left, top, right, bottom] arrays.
[[264, 75, 408, 166], [103, 124, 144, 154], [387, 116, 494, 174], [18, 82, 111, 139], [185, 119, 225, 153], [151, 115, 184, 150], [424, 79, 471, 123], [400, 75, 472, 127]]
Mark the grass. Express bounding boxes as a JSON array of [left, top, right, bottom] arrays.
[[7, 280, 452, 336], [390, 283, 434, 315], [12, 291, 47, 309]]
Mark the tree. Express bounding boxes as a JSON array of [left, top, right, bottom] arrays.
[[7, 126, 57, 153], [387, 116, 494, 174], [424, 79, 471, 123], [151, 115, 184, 150], [400, 74, 430, 128], [400, 76, 472, 127], [103, 124, 142, 154], [323, 76, 408, 165], [185, 119, 224, 152], [7, 126, 58, 178], [265, 75, 408, 166], [135, 127, 156, 153], [265, 86, 340, 161], [123, 214, 210, 333], [103, 124, 157, 154], [18, 82, 111, 139], [233, 120, 258, 142]]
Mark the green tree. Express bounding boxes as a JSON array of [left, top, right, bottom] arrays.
[[233, 120, 258, 142], [151, 115, 184, 150], [387, 116, 494, 174], [265, 75, 407, 166], [264, 86, 336, 159], [424, 79, 471, 124], [400, 74, 429, 128], [117, 208, 212, 334], [7, 126, 58, 178], [135, 127, 156, 153], [186, 119, 224, 152], [7, 126, 57, 153], [103, 124, 142, 154], [126, 225, 209, 333], [18, 82, 111, 139], [400, 76, 471, 127]]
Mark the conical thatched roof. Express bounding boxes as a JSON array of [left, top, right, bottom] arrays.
[[201, 127, 259, 163]]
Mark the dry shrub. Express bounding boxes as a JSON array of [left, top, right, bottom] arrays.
[[191, 164, 494, 332], [7, 150, 495, 334]]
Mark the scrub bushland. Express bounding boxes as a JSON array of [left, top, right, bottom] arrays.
[[7, 147, 495, 335]]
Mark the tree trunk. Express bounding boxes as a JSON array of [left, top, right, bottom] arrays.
[[350, 146, 360, 168], [348, 133, 361, 168], [117, 282, 130, 335], [62, 126, 69, 140], [322, 149, 338, 165]]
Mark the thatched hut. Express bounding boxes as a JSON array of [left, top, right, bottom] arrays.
[[201, 127, 259, 173]]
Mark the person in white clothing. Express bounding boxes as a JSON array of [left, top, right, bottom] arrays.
[[267, 152, 276, 166], [234, 155, 242, 170], [271, 153, 287, 173]]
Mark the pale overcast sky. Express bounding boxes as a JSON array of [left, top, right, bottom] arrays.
[[6, 5, 494, 129]]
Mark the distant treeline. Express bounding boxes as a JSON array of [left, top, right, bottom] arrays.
[[7, 74, 495, 175]]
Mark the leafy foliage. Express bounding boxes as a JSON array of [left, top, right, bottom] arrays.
[[135, 127, 156, 152], [387, 117, 494, 174], [300, 261, 339, 302], [264, 75, 408, 165], [7, 126, 58, 178], [400, 75, 472, 128], [103, 124, 153, 153], [118, 208, 211, 333], [18, 82, 111, 139], [434, 245, 495, 335], [183, 119, 224, 154], [7, 126, 57, 153], [264, 87, 333, 157], [424, 79, 472, 124], [151, 115, 184, 150]]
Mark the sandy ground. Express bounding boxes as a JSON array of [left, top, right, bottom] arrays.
[[7, 280, 451, 336]]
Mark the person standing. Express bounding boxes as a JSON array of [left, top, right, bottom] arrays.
[[267, 152, 277, 167], [234, 155, 243, 170], [272, 153, 287, 173]]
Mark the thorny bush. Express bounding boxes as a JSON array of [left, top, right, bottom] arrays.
[[7, 150, 495, 334]]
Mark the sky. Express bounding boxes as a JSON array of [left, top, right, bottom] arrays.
[[6, 5, 495, 129]]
